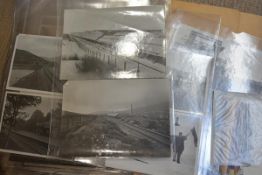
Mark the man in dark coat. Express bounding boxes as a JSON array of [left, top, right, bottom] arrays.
[[173, 132, 187, 163]]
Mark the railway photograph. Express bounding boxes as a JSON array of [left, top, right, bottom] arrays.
[[0, 92, 61, 155], [7, 35, 63, 93], [60, 8, 165, 80], [59, 79, 170, 157]]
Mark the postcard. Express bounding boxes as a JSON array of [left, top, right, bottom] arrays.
[[60, 6, 165, 80], [0, 91, 62, 156], [7, 34, 63, 94], [60, 79, 170, 157]]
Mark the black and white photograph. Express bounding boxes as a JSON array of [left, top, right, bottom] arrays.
[[7, 34, 63, 94], [168, 24, 215, 115], [172, 113, 201, 175], [59, 79, 170, 157], [106, 114, 201, 175], [0, 92, 62, 155], [60, 6, 165, 80]]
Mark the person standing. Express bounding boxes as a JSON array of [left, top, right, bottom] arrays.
[[173, 132, 187, 163]]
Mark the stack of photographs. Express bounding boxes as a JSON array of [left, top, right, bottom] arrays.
[[0, 34, 63, 156], [53, 5, 170, 159], [0, 4, 170, 165]]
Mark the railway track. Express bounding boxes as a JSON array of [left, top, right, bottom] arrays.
[[70, 35, 165, 74], [110, 117, 170, 146], [7, 131, 48, 154]]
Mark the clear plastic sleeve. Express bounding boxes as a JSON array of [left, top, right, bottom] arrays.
[[212, 91, 262, 166], [167, 10, 221, 115], [208, 32, 262, 175], [213, 33, 262, 95], [0, 0, 167, 167], [166, 10, 221, 175]]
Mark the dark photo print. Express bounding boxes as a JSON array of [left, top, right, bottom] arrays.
[[0, 92, 61, 155], [7, 34, 63, 94], [60, 79, 170, 157], [60, 7, 165, 80]]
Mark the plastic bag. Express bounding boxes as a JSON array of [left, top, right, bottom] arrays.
[[0, 0, 167, 166], [167, 10, 221, 115]]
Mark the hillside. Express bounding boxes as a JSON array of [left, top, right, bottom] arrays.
[[13, 49, 51, 70]]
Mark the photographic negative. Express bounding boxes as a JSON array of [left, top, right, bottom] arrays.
[[7, 34, 63, 94], [213, 91, 262, 166], [0, 92, 62, 155], [60, 79, 170, 157], [172, 113, 201, 174], [60, 6, 165, 80]]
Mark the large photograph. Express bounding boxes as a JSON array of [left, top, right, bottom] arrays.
[[60, 79, 170, 157], [60, 6, 165, 80], [7, 34, 63, 94], [172, 113, 200, 175], [0, 92, 62, 155]]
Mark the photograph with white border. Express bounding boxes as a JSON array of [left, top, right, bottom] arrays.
[[59, 79, 170, 157], [7, 34, 63, 94], [0, 91, 62, 155], [60, 6, 165, 80]]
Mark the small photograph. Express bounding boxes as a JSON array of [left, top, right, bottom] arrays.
[[60, 79, 170, 157], [0, 92, 62, 155], [172, 113, 201, 174], [7, 34, 63, 94], [60, 7, 165, 80]]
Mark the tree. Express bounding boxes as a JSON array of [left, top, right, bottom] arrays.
[[26, 110, 45, 133], [3, 94, 41, 146]]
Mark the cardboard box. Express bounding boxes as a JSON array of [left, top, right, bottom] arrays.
[[171, 0, 262, 38]]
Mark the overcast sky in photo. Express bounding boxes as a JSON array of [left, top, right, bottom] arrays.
[[63, 79, 169, 115], [16, 35, 61, 60], [63, 6, 164, 34]]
